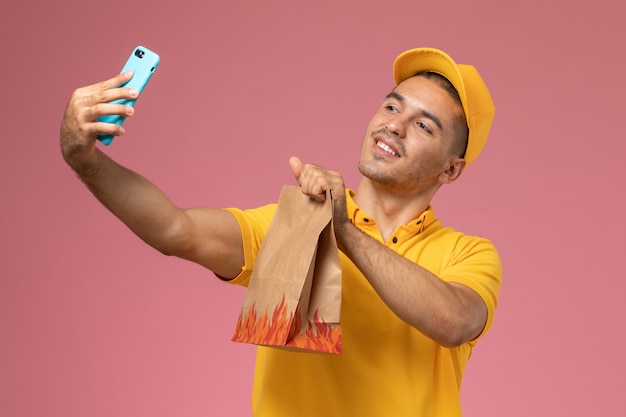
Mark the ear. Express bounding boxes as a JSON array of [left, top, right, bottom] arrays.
[[439, 157, 466, 184]]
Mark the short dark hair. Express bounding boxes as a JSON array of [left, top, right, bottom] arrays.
[[413, 71, 469, 158]]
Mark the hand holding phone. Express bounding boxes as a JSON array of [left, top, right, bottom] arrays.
[[97, 46, 160, 145]]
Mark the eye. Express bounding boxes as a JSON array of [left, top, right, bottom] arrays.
[[384, 104, 399, 112], [417, 121, 432, 134]]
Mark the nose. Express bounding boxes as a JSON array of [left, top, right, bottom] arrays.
[[385, 115, 406, 138]]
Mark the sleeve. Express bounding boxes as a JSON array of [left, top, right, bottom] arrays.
[[222, 203, 276, 287], [440, 236, 503, 340]]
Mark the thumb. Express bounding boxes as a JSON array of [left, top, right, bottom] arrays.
[[288, 156, 303, 180]]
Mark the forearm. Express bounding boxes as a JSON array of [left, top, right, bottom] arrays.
[[335, 221, 486, 347], [69, 148, 187, 256]]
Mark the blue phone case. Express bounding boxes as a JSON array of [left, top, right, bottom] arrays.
[[97, 46, 160, 145]]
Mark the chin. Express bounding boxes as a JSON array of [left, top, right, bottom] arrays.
[[358, 161, 395, 185]]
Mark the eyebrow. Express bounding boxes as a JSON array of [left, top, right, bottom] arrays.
[[385, 91, 443, 131]]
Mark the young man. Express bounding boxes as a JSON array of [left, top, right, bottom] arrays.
[[61, 47, 502, 416]]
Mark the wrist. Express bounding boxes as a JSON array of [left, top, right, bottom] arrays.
[[64, 145, 103, 179], [333, 216, 358, 253]]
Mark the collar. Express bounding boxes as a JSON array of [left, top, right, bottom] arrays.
[[345, 189, 436, 236]]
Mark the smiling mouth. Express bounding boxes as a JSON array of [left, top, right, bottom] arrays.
[[375, 139, 399, 157]]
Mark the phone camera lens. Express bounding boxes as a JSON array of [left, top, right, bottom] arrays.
[[134, 49, 145, 58]]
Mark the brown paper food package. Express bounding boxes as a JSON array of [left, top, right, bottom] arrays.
[[232, 185, 342, 354]]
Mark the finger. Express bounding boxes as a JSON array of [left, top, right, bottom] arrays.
[[98, 70, 135, 91], [310, 176, 330, 201], [73, 86, 137, 129], [71, 71, 133, 102], [288, 156, 303, 180], [299, 167, 330, 202], [84, 102, 134, 122], [93, 120, 126, 138], [87, 84, 138, 108]]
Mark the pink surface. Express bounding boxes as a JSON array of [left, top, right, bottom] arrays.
[[1, 1, 624, 416]]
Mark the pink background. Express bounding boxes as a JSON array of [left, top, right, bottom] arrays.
[[2, 0, 624, 416]]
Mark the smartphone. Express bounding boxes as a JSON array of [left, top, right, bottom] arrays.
[[97, 46, 160, 145]]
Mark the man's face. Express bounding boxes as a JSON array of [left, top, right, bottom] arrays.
[[358, 75, 466, 194]]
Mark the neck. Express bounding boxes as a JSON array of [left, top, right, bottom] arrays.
[[353, 178, 436, 240]]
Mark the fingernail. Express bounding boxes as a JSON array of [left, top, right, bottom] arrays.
[[129, 89, 139, 97]]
